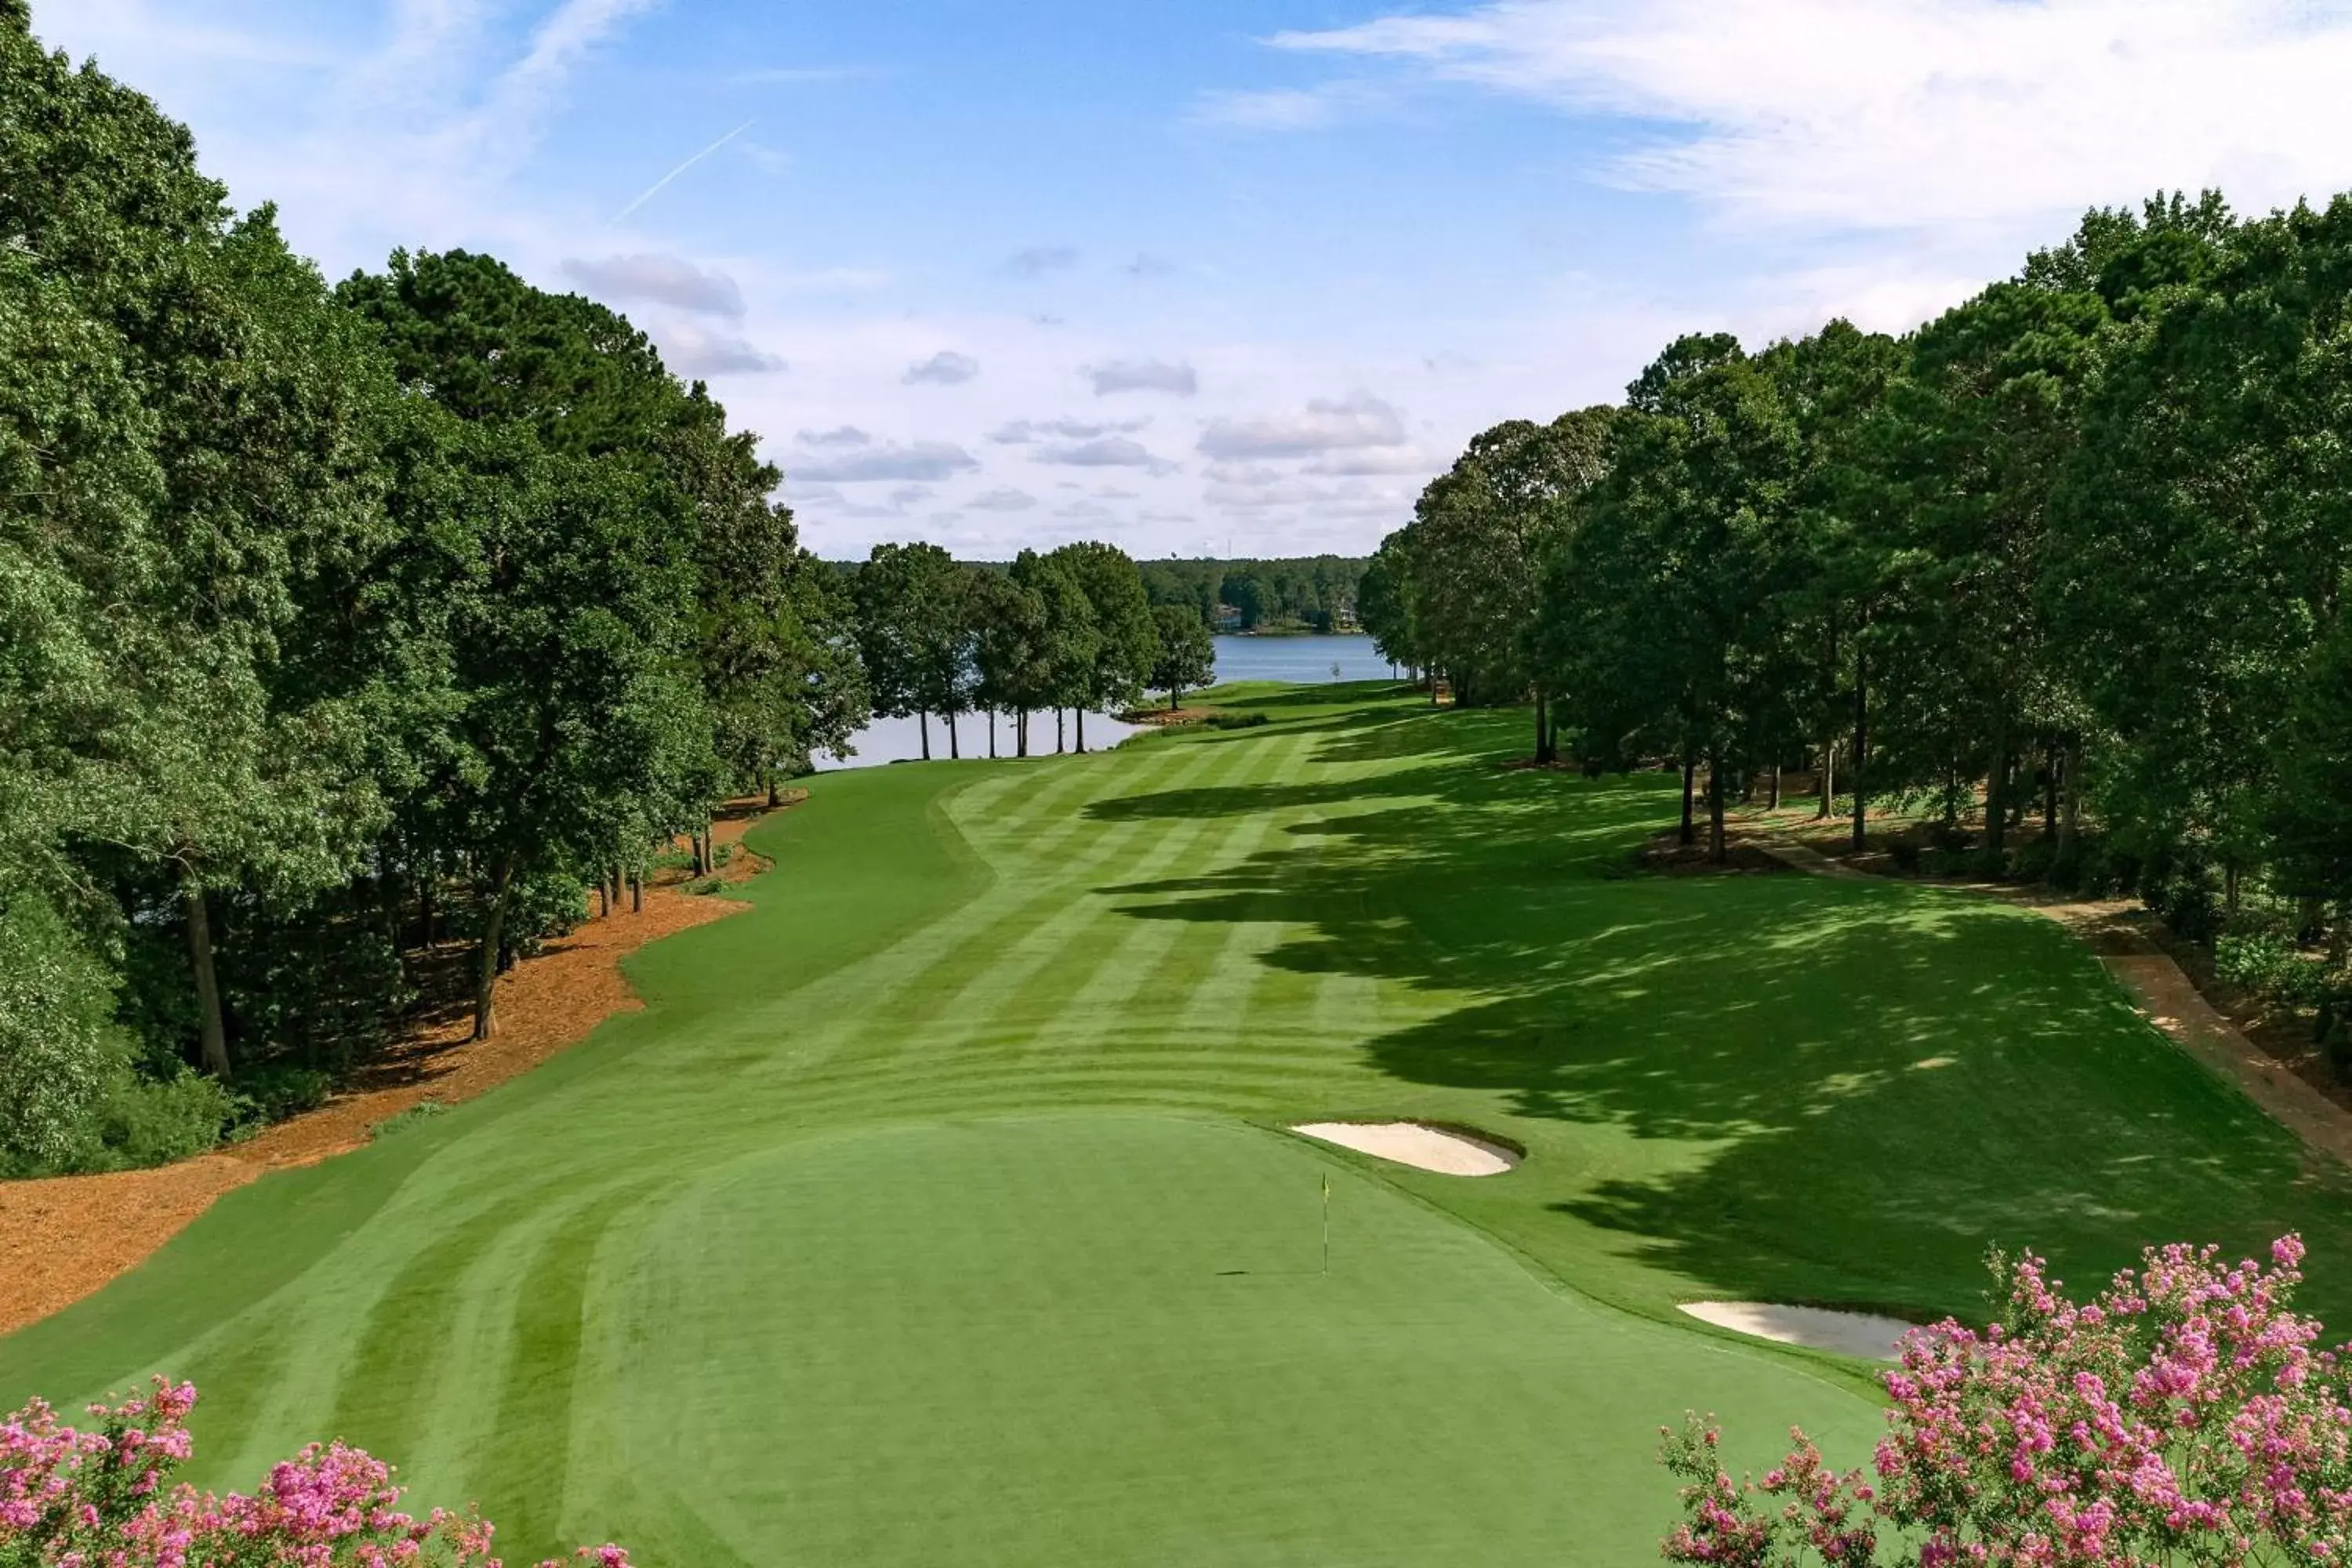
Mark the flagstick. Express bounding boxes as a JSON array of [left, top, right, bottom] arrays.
[[1321, 1172, 1330, 1276]]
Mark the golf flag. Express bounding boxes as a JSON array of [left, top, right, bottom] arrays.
[[1320, 1171, 1330, 1274]]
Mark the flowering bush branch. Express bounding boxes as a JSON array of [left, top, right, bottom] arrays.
[[0, 1377, 633, 1567], [1663, 1236, 2352, 1567]]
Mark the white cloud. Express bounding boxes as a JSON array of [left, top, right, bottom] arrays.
[[1035, 436, 1178, 475], [1198, 391, 1407, 459], [1305, 446, 1436, 477], [988, 416, 1151, 444], [562, 252, 745, 316], [659, 322, 786, 376], [1087, 359, 1200, 397], [797, 426, 873, 448], [1008, 245, 1080, 276], [1266, 0, 2352, 235], [794, 440, 980, 483], [968, 488, 1039, 511], [903, 350, 981, 385]]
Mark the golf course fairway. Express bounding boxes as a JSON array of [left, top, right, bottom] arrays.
[[10, 681, 2352, 1566]]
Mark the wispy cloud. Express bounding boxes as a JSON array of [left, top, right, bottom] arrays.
[[794, 440, 981, 484], [1034, 435, 1178, 475], [1198, 391, 1406, 459], [1264, 0, 2352, 234], [902, 350, 980, 386], [1086, 359, 1199, 397], [1007, 245, 1080, 278], [562, 253, 745, 316]]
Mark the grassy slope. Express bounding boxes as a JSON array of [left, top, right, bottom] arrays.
[[7, 682, 2351, 1565]]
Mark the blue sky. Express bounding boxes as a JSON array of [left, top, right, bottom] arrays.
[[37, 1, 2352, 559]]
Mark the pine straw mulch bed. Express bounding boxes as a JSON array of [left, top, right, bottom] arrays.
[[0, 794, 800, 1338]]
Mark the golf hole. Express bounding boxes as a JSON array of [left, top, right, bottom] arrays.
[[1291, 1121, 1522, 1177], [1677, 1301, 1914, 1361]]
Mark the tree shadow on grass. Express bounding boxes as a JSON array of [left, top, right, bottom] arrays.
[[1093, 718, 2352, 1323]]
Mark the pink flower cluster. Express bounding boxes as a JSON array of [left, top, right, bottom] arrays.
[[1663, 1236, 2352, 1567], [0, 1379, 634, 1568]]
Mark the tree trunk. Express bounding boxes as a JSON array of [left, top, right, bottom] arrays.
[[920, 710, 931, 761], [472, 855, 518, 1040], [1056, 709, 1065, 753], [2042, 745, 2059, 839], [595, 879, 608, 919], [1707, 750, 1727, 864], [1815, 742, 1835, 820], [630, 873, 642, 914], [1018, 710, 1029, 758], [1985, 713, 2010, 858], [1769, 764, 1782, 811], [418, 872, 436, 949], [989, 711, 999, 759], [948, 711, 960, 760], [1679, 756, 1697, 847], [767, 774, 780, 808], [1534, 690, 1553, 765], [183, 877, 231, 1079], [2058, 740, 2082, 857], [1076, 709, 1087, 753], [2225, 862, 2242, 913], [1850, 647, 1869, 850]]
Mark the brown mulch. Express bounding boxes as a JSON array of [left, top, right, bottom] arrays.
[[0, 798, 797, 1338], [1122, 707, 1215, 728]]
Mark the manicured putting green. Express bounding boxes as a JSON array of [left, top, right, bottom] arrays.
[[9, 681, 2352, 1566], [590, 1115, 1871, 1566]]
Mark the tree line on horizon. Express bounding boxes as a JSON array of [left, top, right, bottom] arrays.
[[1362, 188, 2352, 947]]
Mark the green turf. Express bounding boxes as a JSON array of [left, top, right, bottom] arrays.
[[9, 681, 2352, 1566]]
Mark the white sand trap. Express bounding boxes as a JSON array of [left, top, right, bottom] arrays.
[[1679, 1301, 1913, 1361], [1292, 1121, 1521, 1177]]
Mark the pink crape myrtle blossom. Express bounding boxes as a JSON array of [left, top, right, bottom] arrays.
[[0, 1378, 633, 1568], [1662, 1236, 2352, 1567]]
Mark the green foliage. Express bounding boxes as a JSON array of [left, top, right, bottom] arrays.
[[0, 896, 121, 1173], [369, 1100, 447, 1138], [227, 1062, 334, 1130], [0, 24, 868, 1162], [89, 1069, 233, 1171], [2216, 932, 2330, 1008], [1149, 604, 1214, 706]]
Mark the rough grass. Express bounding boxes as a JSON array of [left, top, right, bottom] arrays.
[[8, 684, 2352, 1566]]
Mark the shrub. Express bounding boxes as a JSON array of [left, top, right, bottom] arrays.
[[91, 1067, 234, 1170], [1887, 840, 1923, 873], [2216, 931, 2330, 1008], [1662, 1235, 2352, 1568], [1203, 712, 1269, 730], [227, 1061, 334, 1131], [370, 1101, 447, 1138], [0, 1377, 630, 1567], [0, 894, 118, 1173]]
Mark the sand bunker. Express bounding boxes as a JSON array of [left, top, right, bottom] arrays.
[[1679, 1301, 1914, 1361], [1291, 1122, 1521, 1177]]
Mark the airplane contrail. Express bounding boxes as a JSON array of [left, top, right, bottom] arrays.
[[609, 119, 756, 225]]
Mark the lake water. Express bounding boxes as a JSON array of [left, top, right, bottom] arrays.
[[1213, 634, 1397, 684], [812, 635, 1396, 771], [814, 709, 1141, 771]]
